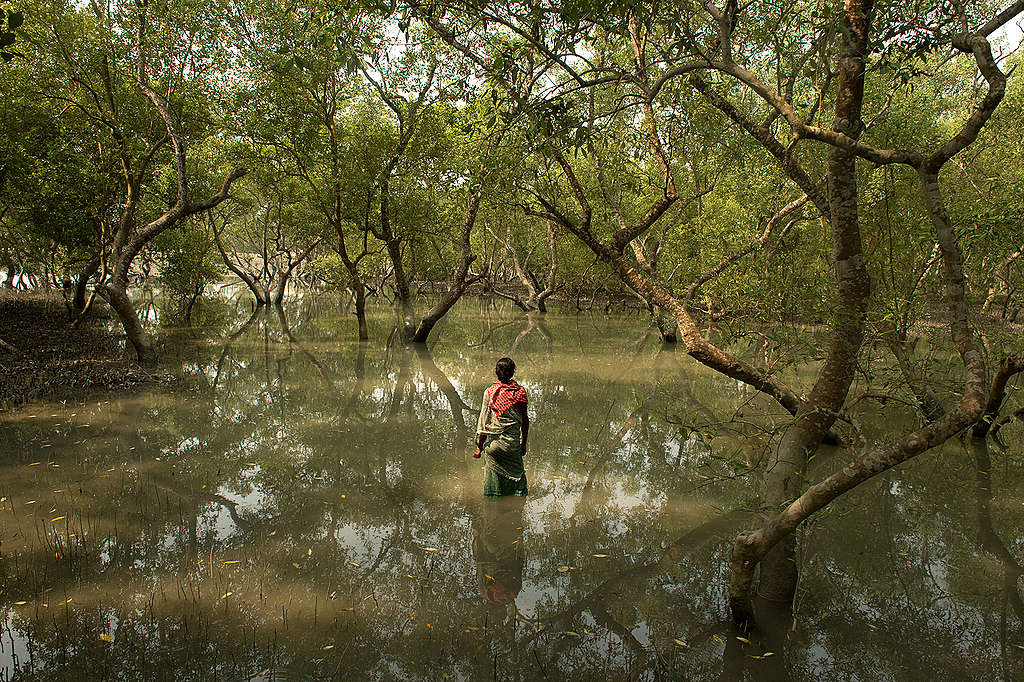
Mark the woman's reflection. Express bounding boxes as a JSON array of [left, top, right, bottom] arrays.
[[473, 496, 527, 618]]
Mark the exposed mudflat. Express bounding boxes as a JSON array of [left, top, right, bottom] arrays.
[[0, 292, 160, 409]]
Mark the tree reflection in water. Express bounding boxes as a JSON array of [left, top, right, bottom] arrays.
[[0, 300, 1019, 680]]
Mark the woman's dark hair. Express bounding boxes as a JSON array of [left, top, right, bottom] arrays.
[[495, 357, 516, 382]]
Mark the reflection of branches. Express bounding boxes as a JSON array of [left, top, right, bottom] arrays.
[[971, 439, 1024, 623], [469, 318, 520, 348], [274, 303, 330, 386], [511, 313, 552, 354], [526, 509, 751, 643], [213, 305, 263, 392], [414, 345, 473, 433], [572, 390, 656, 521]]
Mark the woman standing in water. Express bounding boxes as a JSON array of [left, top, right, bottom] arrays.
[[474, 357, 529, 497]]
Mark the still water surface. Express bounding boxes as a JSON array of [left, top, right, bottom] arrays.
[[0, 297, 1020, 680]]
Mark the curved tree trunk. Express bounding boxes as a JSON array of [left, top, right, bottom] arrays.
[[410, 193, 483, 343], [73, 258, 100, 312]]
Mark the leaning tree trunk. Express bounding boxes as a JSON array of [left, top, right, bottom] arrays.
[[410, 193, 483, 343], [747, 0, 875, 612], [98, 9, 246, 365], [728, 3, 1013, 624]]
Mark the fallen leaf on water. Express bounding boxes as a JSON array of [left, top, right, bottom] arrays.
[[423, 547, 439, 552], [426, 622, 432, 629], [269, 531, 276, 537], [762, 652, 775, 657], [465, 626, 480, 632], [673, 639, 689, 648], [895, 552, 909, 557], [13, 601, 26, 605], [321, 645, 334, 651], [307, 548, 312, 556], [28, 462, 40, 467], [25, 500, 36, 505], [257, 669, 270, 677], [592, 554, 609, 558], [736, 636, 751, 645], [220, 592, 233, 599], [347, 561, 360, 567], [51, 516, 65, 522], [713, 634, 724, 643], [292, 563, 300, 569], [557, 565, 571, 573], [223, 560, 240, 564], [484, 574, 495, 581], [99, 634, 113, 642], [340, 494, 346, 499], [406, 574, 415, 579]]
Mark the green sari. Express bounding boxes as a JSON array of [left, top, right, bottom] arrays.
[[477, 386, 528, 497]]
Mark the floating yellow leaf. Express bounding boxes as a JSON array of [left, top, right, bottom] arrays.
[[557, 565, 570, 573], [465, 626, 480, 632], [13, 601, 26, 605], [484, 574, 495, 581], [25, 500, 36, 505], [269, 531, 276, 536], [762, 652, 775, 657], [322, 645, 334, 651], [99, 634, 113, 642], [340, 494, 346, 499], [28, 462, 40, 467], [257, 669, 270, 677], [896, 552, 909, 557], [223, 560, 240, 564], [673, 639, 689, 648], [713, 634, 724, 643], [51, 516, 65, 522], [423, 547, 438, 552], [347, 561, 360, 567], [292, 563, 300, 568], [307, 548, 312, 556], [736, 636, 751, 645], [220, 592, 233, 599], [592, 554, 609, 558], [426, 622, 432, 629]]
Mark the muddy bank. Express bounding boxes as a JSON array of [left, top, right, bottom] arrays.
[[0, 292, 161, 410]]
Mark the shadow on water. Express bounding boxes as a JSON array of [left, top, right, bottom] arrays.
[[0, 297, 1020, 680]]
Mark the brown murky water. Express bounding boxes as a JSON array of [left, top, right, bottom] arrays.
[[0, 296, 1020, 680]]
